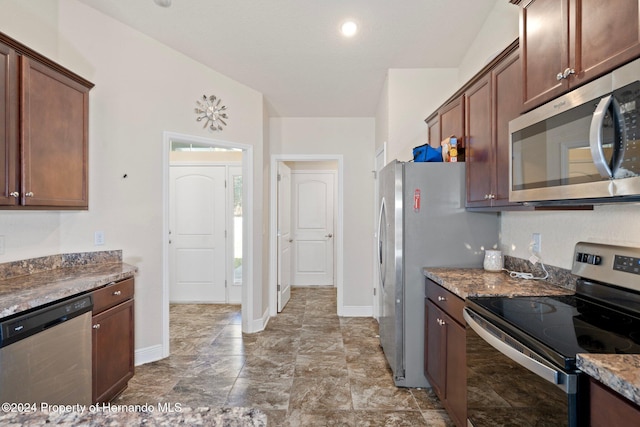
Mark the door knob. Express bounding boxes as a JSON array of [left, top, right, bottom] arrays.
[[325, 233, 333, 238]]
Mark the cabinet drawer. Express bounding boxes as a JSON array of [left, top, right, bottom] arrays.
[[426, 279, 465, 325], [92, 278, 134, 314]]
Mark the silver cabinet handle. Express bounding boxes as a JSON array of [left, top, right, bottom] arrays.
[[9, 191, 19, 197], [437, 318, 446, 326], [556, 68, 575, 80], [113, 290, 122, 296], [93, 324, 101, 330], [438, 296, 446, 302], [25, 192, 34, 197]]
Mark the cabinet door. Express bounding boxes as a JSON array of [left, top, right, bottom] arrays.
[[465, 75, 493, 208], [445, 313, 467, 427], [21, 57, 89, 208], [493, 50, 522, 206], [590, 379, 640, 426], [425, 300, 446, 398], [521, 0, 570, 111], [439, 96, 464, 147], [427, 115, 440, 149], [92, 299, 135, 403], [0, 42, 18, 206], [571, 0, 640, 86]]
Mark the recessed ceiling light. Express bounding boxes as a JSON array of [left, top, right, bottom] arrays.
[[340, 21, 358, 37]]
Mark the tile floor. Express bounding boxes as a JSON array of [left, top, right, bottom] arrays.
[[116, 286, 453, 426]]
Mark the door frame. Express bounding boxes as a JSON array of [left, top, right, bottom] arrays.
[[373, 143, 386, 320], [162, 131, 254, 358], [269, 154, 344, 317]]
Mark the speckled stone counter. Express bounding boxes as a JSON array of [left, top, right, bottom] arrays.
[[422, 267, 574, 299], [577, 354, 640, 406], [0, 406, 266, 426], [0, 251, 137, 318]]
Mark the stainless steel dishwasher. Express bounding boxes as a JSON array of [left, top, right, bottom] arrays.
[[0, 294, 93, 405]]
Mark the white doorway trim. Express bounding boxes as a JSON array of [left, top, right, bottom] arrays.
[[162, 131, 254, 359], [269, 154, 344, 317]]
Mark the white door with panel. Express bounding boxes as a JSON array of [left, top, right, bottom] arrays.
[[277, 163, 292, 311], [170, 165, 226, 303], [291, 172, 335, 286]]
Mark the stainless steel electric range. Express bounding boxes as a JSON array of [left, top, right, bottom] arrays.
[[464, 241, 640, 427]]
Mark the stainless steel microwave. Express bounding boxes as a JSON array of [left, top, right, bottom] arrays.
[[509, 58, 640, 205]]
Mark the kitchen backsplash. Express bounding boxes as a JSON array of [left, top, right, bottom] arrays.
[[504, 255, 577, 291]]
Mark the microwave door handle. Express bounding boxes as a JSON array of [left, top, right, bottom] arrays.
[[589, 94, 614, 178], [463, 308, 576, 394]]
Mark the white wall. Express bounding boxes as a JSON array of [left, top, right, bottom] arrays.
[[501, 204, 640, 269], [270, 118, 375, 310], [457, 1, 520, 84], [0, 0, 265, 356], [386, 69, 459, 162]]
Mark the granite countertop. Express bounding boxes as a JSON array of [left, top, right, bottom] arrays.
[[0, 251, 137, 318], [577, 354, 640, 406], [424, 266, 640, 406], [0, 406, 266, 426], [423, 267, 573, 299]]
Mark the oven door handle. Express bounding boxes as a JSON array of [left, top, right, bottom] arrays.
[[463, 308, 576, 394]]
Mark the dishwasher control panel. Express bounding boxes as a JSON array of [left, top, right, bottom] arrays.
[[0, 294, 93, 348]]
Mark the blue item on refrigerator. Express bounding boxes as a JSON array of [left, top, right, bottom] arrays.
[[412, 143, 442, 162]]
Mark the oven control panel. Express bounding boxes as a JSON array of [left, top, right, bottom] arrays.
[[572, 242, 640, 292], [614, 255, 640, 275]]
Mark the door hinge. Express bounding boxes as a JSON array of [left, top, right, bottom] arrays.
[[373, 287, 376, 296], [277, 173, 281, 182], [225, 179, 227, 188], [277, 284, 281, 291], [225, 230, 227, 238], [225, 280, 228, 288]]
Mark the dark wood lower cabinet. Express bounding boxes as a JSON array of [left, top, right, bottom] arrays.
[[424, 280, 466, 427], [92, 278, 135, 403], [590, 378, 640, 426]]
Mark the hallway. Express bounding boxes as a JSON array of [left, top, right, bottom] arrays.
[[116, 287, 453, 426]]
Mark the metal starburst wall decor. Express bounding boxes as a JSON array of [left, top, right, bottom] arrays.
[[195, 94, 228, 131]]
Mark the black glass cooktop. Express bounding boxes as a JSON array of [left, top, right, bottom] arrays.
[[467, 293, 640, 370]]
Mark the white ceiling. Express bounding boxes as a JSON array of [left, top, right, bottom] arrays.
[[76, 0, 500, 117]]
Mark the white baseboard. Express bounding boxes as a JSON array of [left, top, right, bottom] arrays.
[[339, 305, 373, 317], [135, 344, 164, 366]]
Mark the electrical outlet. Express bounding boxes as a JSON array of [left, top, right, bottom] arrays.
[[94, 231, 105, 246], [532, 233, 541, 253]]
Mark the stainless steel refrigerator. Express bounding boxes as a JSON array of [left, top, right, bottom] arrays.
[[377, 160, 499, 388]]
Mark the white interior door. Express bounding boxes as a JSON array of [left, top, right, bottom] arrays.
[[169, 165, 226, 302], [292, 171, 335, 286], [277, 163, 292, 311]]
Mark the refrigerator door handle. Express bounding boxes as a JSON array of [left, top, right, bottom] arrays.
[[377, 198, 386, 289]]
